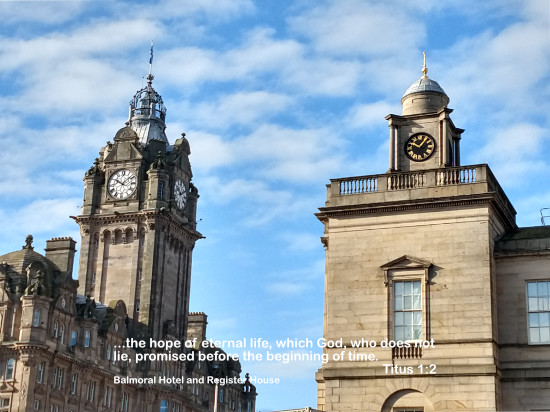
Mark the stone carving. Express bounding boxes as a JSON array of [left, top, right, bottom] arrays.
[[25, 270, 46, 296]]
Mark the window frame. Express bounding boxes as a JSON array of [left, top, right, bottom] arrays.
[[526, 280, 550, 345], [382, 256, 431, 343]]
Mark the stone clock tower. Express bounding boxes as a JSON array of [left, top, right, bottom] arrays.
[[73, 74, 201, 341]]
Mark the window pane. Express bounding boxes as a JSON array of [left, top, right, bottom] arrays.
[[540, 297, 548, 311], [538, 282, 547, 296], [404, 312, 413, 326], [529, 297, 538, 311], [413, 281, 421, 295], [395, 326, 404, 341], [540, 312, 550, 327], [528, 282, 537, 297], [540, 327, 550, 343], [529, 313, 539, 327], [530, 328, 540, 343], [395, 312, 403, 326], [395, 297, 403, 311], [413, 325, 422, 340], [413, 311, 422, 325], [413, 293, 421, 310], [394, 282, 403, 295], [404, 296, 412, 310]]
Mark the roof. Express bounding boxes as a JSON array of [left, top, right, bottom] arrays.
[[495, 226, 550, 254], [498, 226, 550, 241], [403, 76, 447, 98]]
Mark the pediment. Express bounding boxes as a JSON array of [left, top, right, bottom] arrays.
[[381, 255, 432, 270], [104, 140, 143, 162]]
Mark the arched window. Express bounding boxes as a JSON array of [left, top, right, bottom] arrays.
[[60, 324, 65, 343], [106, 344, 111, 361], [53, 320, 59, 338]]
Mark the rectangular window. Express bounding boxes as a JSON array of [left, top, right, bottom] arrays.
[[57, 368, 64, 389], [158, 181, 164, 199], [527, 280, 550, 344], [160, 400, 168, 412], [103, 386, 113, 407], [0, 398, 9, 411], [71, 373, 78, 394], [86, 381, 95, 401], [37, 362, 44, 383], [34, 400, 40, 410], [394, 280, 422, 341], [5, 359, 14, 380], [84, 330, 91, 347], [121, 392, 129, 412], [33, 309, 41, 327], [71, 331, 78, 347]]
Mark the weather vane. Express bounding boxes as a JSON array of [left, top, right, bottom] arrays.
[[422, 51, 428, 78]]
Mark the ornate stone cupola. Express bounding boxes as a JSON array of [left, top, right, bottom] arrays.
[[128, 74, 168, 146]]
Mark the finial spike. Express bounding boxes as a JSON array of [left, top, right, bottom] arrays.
[[422, 51, 428, 78], [149, 41, 154, 76]]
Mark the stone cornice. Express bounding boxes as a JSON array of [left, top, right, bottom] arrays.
[[71, 210, 203, 241], [316, 192, 513, 228]]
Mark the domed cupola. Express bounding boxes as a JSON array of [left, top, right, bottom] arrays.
[[128, 73, 168, 145], [401, 52, 449, 115]]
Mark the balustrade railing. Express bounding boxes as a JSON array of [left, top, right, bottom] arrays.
[[339, 176, 378, 194], [436, 166, 476, 185], [387, 172, 426, 190], [334, 165, 486, 196]]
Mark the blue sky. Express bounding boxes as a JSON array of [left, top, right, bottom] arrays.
[[0, 0, 549, 410]]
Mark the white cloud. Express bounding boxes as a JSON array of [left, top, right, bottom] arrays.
[[0, 198, 81, 254], [289, 0, 425, 57], [476, 123, 549, 186], [347, 101, 400, 129], [189, 91, 293, 130], [280, 232, 323, 253], [265, 261, 324, 297]]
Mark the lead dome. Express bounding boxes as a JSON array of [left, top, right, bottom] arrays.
[[401, 53, 449, 115]]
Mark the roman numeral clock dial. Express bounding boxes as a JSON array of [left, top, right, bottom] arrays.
[[405, 133, 436, 161], [107, 169, 137, 200]]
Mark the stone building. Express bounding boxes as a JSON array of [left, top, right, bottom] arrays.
[[0, 73, 256, 411], [315, 59, 550, 411]]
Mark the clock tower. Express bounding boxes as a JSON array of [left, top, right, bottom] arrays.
[[315, 56, 520, 411], [73, 73, 201, 341]]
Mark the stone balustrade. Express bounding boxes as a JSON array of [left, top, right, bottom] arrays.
[[334, 165, 484, 196]]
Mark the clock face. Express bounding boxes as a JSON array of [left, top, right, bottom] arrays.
[[405, 134, 436, 162], [174, 179, 187, 210], [107, 169, 137, 200]]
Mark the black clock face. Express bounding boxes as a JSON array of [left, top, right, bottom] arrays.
[[405, 134, 435, 162]]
